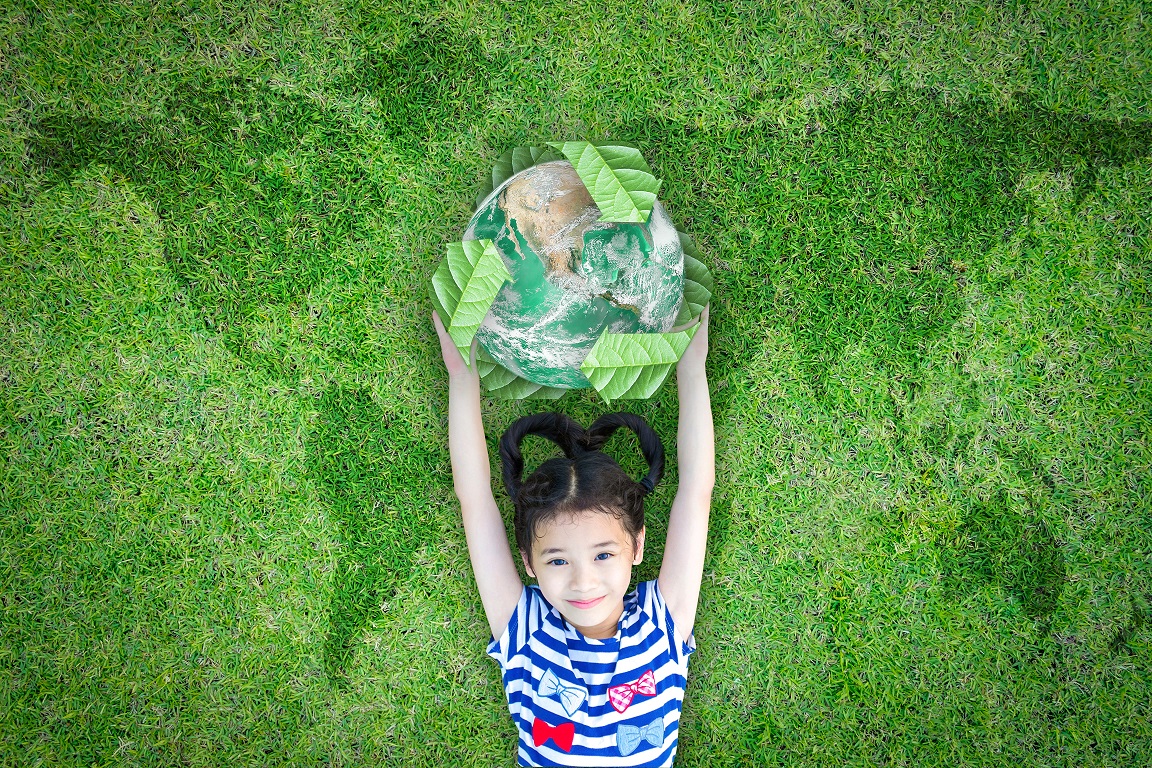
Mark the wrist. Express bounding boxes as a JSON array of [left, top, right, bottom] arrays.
[[677, 361, 707, 382], [449, 369, 479, 385], [448, 367, 480, 391]]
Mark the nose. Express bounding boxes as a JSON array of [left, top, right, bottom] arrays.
[[570, 563, 599, 594]]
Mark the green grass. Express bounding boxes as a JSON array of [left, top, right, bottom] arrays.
[[2, 1, 1150, 765]]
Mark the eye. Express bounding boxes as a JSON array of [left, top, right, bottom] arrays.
[[596, 552, 612, 561], [547, 559, 567, 567]]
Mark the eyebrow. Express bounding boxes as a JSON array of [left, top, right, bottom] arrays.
[[540, 541, 618, 556]]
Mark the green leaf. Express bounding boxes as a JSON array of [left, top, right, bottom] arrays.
[[580, 326, 699, 402], [488, 375, 568, 400], [429, 239, 511, 364], [474, 345, 500, 379], [475, 347, 566, 399], [547, 141, 661, 223], [674, 230, 715, 325], [475, 145, 564, 208]]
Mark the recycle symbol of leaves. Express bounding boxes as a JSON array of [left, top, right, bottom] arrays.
[[428, 141, 714, 402]]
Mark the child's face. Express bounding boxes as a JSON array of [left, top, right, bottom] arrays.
[[521, 511, 645, 640]]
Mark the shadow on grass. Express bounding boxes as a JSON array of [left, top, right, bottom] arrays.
[[940, 492, 1067, 624], [305, 385, 441, 685], [621, 96, 1152, 405], [27, 25, 499, 380], [1110, 592, 1149, 656]]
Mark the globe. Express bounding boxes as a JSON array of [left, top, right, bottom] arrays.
[[464, 160, 685, 389]]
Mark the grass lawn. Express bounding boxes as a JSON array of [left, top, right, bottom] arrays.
[[2, 1, 1150, 765]]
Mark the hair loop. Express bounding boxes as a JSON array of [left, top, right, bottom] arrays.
[[498, 412, 588, 501], [586, 412, 665, 495]]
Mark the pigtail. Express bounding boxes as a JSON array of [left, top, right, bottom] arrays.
[[585, 412, 665, 496], [498, 412, 587, 503]]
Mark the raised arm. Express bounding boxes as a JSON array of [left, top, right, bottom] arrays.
[[433, 313, 524, 640], [658, 306, 714, 641]]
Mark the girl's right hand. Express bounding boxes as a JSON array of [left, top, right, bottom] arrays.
[[677, 305, 709, 374], [432, 312, 478, 380]]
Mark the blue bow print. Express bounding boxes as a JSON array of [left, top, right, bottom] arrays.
[[538, 668, 587, 717], [617, 719, 663, 757]]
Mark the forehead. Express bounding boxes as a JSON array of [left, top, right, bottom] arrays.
[[531, 511, 630, 550]]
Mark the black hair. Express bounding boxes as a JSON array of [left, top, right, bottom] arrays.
[[498, 412, 664, 568]]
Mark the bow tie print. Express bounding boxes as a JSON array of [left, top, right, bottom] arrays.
[[538, 668, 587, 716], [608, 669, 657, 713], [617, 719, 664, 757], [532, 718, 575, 752]]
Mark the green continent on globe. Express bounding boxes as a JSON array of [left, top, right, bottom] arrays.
[[466, 160, 685, 388]]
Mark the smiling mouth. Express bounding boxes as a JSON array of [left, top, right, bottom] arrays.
[[568, 596, 605, 609]]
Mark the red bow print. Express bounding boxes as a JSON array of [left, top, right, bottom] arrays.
[[532, 718, 575, 751], [608, 669, 657, 712]]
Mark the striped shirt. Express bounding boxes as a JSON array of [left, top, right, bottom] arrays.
[[487, 579, 696, 766]]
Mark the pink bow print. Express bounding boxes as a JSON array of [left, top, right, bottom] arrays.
[[608, 669, 656, 712]]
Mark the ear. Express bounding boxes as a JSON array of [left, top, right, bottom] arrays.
[[633, 526, 646, 565], [520, 549, 536, 579]]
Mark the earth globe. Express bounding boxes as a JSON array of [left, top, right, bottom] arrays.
[[464, 158, 686, 389]]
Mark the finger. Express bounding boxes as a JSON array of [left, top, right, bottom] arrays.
[[692, 305, 710, 338], [432, 312, 465, 367], [433, 313, 458, 351], [468, 336, 479, 369]]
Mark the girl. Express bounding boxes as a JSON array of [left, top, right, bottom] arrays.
[[432, 308, 713, 767]]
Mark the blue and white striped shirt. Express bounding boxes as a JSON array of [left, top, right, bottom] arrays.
[[487, 579, 697, 766]]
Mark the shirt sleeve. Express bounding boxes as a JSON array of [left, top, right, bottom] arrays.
[[485, 585, 544, 669], [647, 579, 697, 665]]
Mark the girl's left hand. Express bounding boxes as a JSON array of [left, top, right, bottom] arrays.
[[432, 311, 478, 381], [677, 305, 709, 373]]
